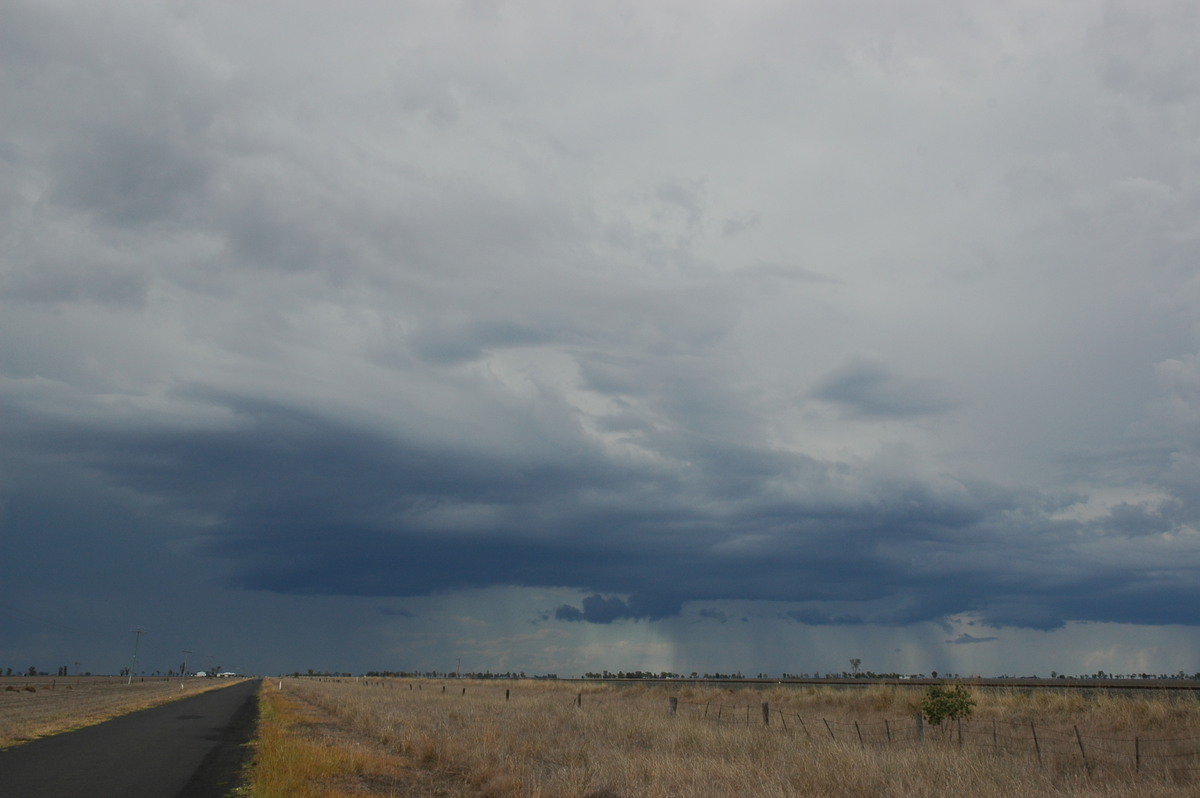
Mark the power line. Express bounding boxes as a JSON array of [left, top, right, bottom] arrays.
[[127, 628, 143, 685]]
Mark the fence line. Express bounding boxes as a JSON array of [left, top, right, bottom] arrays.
[[308, 679, 1200, 779], [673, 698, 1200, 776]]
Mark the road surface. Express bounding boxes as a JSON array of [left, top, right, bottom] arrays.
[[0, 678, 259, 797]]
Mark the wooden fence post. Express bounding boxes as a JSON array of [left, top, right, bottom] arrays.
[[915, 713, 924, 743], [669, 697, 678, 716], [1074, 726, 1090, 773], [1135, 736, 1140, 774], [823, 718, 836, 741], [505, 689, 510, 701], [1031, 723, 1042, 766], [855, 721, 863, 747], [762, 702, 770, 726], [576, 693, 582, 708]]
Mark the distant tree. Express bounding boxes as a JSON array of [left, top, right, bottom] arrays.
[[850, 658, 862, 676], [27, 665, 36, 676]]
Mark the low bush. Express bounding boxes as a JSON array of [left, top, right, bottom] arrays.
[[921, 684, 976, 726]]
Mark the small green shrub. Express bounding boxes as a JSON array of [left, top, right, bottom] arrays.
[[921, 684, 975, 726]]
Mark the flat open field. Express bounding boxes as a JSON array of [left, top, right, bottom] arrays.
[[0, 675, 248, 749], [245, 677, 1200, 797]]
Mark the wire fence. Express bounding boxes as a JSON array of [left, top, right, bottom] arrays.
[[672, 697, 1200, 778], [299, 679, 1200, 782]]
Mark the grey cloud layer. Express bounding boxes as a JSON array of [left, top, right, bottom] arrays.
[[6, 389, 1198, 631], [4, 0, 1200, 650]]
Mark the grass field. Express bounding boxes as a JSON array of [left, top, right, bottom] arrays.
[[242, 678, 1200, 797], [0, 675, 246, 749]]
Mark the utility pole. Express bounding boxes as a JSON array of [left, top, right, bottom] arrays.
[[127, 628, 143, 685], [181, 650, 192, 677]]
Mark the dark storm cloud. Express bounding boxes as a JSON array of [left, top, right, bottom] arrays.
[[7, 385, 1200, 633], [782, 610, 865, 626], [555, 594, 682, 624]]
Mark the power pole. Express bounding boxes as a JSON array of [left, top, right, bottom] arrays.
[[182, 650, 192, 677], [127, 628, 143, 685]]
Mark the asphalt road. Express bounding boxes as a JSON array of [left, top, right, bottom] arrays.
[[0, 678, 259, 797]]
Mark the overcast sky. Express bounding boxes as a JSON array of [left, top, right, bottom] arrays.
[[3, 0, 1200, 678]]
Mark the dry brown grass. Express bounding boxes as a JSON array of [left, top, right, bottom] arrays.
[[247, 686, 378, 797], [0, 675, 247, 749], [246, 678, 1200, 797], [244, 681, 447, 798]]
